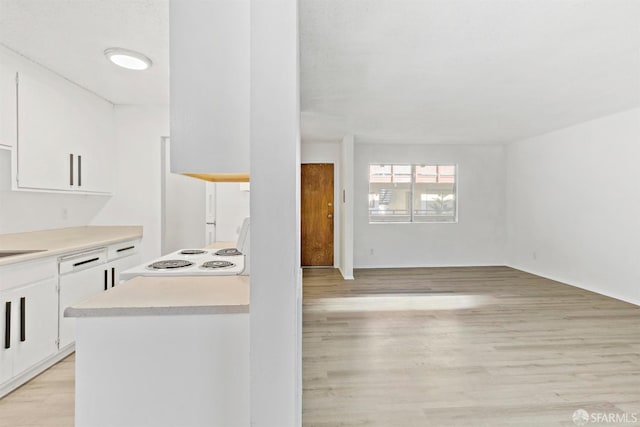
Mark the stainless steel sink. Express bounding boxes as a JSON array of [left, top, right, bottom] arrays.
[[0, 250, 46, 258]]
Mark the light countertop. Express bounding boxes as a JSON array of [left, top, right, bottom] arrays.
[[65, 275, 249, 317], [0, 226, 143, 266]]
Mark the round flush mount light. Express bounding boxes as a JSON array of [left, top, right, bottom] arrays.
[[104, 48, 152, 71]]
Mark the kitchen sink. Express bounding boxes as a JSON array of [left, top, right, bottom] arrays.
[[0, 250, 47, 258]]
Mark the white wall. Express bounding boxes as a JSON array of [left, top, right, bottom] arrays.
[[301, 140, 341, 267], [91, 105, 169, 261], [250, 0, 301, 425], [163, 139, 251, 253], [354, 142, 506, 268], [214, 183, 250, 242], [506, 108, 640, 305], [162, 139, 206, 253]]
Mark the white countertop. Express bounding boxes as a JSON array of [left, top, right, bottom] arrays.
[[0, 226, 143, 266], [65, 275, 250, 317]]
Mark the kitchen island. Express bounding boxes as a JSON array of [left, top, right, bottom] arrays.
[[66, 275, 249, 427]]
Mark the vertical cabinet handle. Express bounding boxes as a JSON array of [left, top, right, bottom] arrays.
[[4, 302, 11, 349], [20, 297, 26, 342], [69, 154, 74, 186], [78, 155, 82, 187], [111, 267, 116, 288], [104, 269, 108, 291]]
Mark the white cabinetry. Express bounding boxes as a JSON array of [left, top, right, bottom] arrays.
[[0, 258, 58, 390], [58, 249, 107, 349], [16, 70, 113, 193], [169, 0, 249, 175], [0, 50, 17, 149]]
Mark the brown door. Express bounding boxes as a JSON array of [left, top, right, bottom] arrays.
[[301, 163, 334, 266]]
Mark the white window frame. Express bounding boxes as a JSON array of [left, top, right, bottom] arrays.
[[368, 163, 458, 224]]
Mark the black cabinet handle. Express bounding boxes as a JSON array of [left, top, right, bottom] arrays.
[[20, 297, 25, 342], [73, 257, 99, 268], [116, 246, 135, 253], [78, 155, 82, 187], [111, 267, 116, 288], [69, 154, 74, 186], [4, 302, 11, 349], [104, 269, 108, 291]]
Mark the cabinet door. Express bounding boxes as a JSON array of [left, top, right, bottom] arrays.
[[109, 253, 142, 285], [12, 278, 58, 376], [0, 294, 16, 384], [73, 94, 113, 194], [59, 266, 105, 348], [17, 71, 75, 191], [0, 55, 17, 148]]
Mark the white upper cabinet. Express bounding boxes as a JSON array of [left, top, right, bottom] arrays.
[[17, 70, 114, 193], [0, 45, 114, 194], [169, 0, 249, 176], [0, 50, 17, 149]]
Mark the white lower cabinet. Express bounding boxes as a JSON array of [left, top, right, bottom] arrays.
[[109, 254, 141, 285], [58, 260, 106, 349], [107, 239, 142, 284], [10, 278, 59, 375], [0, 259, 58, 392]]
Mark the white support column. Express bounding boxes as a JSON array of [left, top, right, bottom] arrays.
[[250, 0, 301, 425]]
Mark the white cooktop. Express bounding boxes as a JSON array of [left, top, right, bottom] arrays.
[[119, 248, 246, 281]]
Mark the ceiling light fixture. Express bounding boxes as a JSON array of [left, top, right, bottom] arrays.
[[104, 48, 152, 71]]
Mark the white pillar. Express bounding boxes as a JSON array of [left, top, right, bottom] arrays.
[[250, 0, 301, 425]]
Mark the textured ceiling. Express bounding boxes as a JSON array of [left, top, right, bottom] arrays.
[[0, 0, 638, 144], [300, 0, 640, 143], [0, 0, 168, 105]]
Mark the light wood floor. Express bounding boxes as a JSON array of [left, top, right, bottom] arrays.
[[302, 267, 640, 426], [2, 267, 639, 426], [0, 354, 74, 427]]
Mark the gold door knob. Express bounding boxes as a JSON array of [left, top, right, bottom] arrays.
[[328, 214, 333, 219]]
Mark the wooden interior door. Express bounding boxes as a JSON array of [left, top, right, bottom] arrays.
[[301, 164, 334, 266]]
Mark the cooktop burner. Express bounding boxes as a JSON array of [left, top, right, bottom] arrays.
[[201, 260, 236, 269], [148, 260, 194, 270], [179, 249, 208, 255], [214, 248, 243, 256]]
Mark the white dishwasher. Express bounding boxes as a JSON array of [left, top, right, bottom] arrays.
[[58, 249, 107, 349]]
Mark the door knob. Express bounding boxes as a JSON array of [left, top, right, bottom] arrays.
[[328, 214, 333, 219]]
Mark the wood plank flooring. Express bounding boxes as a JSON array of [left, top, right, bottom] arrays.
[[0, 354, 74, 427], [302, 267, 640, 426], [1, 267, 639, 426]]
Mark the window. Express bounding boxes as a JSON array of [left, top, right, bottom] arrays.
[[368, 164, 457, 223]]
